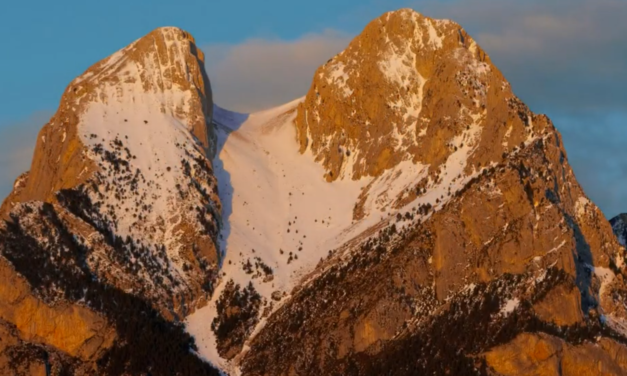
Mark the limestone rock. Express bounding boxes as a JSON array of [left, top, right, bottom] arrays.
[[485, 333, 563, 376], [0, 257, 115, 360], [295, 8, 543, 186], [532, 283, 583, 326]]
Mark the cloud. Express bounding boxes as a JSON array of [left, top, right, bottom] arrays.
[[420, 0, 627, 114], [202, 30, 352, 113], [0, 112, 52, 201]]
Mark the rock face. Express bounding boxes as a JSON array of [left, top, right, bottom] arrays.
[[485, 333, 627, 376], [296, 9, 531, 184], [0, 27, 221, 375], [0, 258, 115, 360]]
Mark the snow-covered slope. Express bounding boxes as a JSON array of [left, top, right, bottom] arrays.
[[186, 99, 368, 370], [77, 53, 219, 268], [185, 97, 523, 371]]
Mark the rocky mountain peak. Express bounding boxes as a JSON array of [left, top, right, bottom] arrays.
[[1, 26, 221, 319], [296, 8, 547, 186], [2, 27, 215, 214], [0, 27, 226, 375], [68, 26, 214, 151]]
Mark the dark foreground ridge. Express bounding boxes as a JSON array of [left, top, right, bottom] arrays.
[[1, 201, 220, 375]]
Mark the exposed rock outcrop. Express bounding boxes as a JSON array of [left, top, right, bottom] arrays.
[[0, 257, 115, 360], [295, 9, 539, 185], [486, 333, 627, 376], [2, 26, 220, 318]]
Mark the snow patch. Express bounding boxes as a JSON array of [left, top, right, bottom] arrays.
[[594, 265, 615, 299], [325, 61, 353, 98], [378, 28, 427, 143], [500, 298, 520, 317], [13, 174, 27, 190], [546, 240, 567, 255], [576, 196, 590, 218], [502, 125, 513, 147], [424, 18, 443, 49]]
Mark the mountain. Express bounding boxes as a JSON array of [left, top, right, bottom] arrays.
[[207, 10, 627, 375], [2, 8, 627, 376], [0, 26, 221, 319], [611, 214, 627, 247], [0, 27, 221, 375]]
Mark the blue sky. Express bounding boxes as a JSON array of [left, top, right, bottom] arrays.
[[0, 0, 626, 218]]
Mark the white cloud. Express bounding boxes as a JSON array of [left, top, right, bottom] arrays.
[[202, 29, 352, 113]]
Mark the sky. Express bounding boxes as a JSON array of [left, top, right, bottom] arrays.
[[0, 0, 625, 217]]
